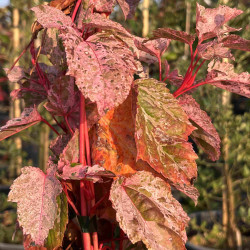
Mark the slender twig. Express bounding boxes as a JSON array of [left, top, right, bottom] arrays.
[[41, 118, 59, 135]]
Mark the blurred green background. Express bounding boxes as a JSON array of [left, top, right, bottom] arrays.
[[0, 0, 249, 249]]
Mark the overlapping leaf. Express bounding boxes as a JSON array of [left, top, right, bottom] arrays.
[[153, 27, 195, 45], [196, 3, 243, 41], [222, 34, 250, 52], [116, 0, 140, 19], [0, 107, 42, 141], [8, 164, 62, 245], [91, 92, 157, 176], [44, 75, 79, 116], [197, 40, 234, 60], [134, 79, 199, 202], [206, 60, 250, 98], [110, 171, 189, 250], [178, 94, 221, 161], [49, 134, 71, 157], [46, 193, 68, 250]]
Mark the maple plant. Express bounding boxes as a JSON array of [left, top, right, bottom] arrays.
[[1, 1, 250, 249]]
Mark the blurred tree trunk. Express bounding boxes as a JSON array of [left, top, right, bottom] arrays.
[[142, 0, 149, 38], [9, 7, 22, 178], [184, 0, 191, 57]]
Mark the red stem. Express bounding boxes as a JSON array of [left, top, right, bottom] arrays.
[[80, 93, 92, 250], [52, 115, 67, 133], [41, 118, 59, 135], [64, 115, 74, 136], [72, 0, 82, 22], [158, 56, 162, 81]]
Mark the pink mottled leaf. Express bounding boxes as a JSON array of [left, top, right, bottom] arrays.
[[84, 13, 132, 38], [58, 164, 115, 182], [222, 34, 250, 52], [196, 3, 243, 41], [44, 75, 79, 116], [206, 60, 250, 98], [116, 0, 140, 19], [178, 94, 221, 161], [110, 171, 189, 249], [134, 79, 199, 202], [61, 30, 137, 115], [5, 66, 26, 82], [0, 107, 42, 141], [134, 37, 170, 59], [197, 40, 234, 60], [164, 61, 183, 87], [153, 27, 196, 45], [89, 0, 116, 13], [31, 5, 73, 29], [8, 165, 62, 245]]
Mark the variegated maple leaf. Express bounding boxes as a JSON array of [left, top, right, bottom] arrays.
[[110, 171, 189, 250], [8, 164, 62, 245], [116, 0, 140, 19], [134, 79, 199, 202]]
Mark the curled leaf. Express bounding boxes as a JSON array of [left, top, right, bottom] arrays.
[[0, 107, 42, 141], [206, 60, 250, 98], [153, 27, 196, 45], [222, 34, 250, 52], [110, 171, 189, 250], [178, 94, 221, 161]]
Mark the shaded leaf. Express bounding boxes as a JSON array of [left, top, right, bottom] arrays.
[[46, 193, 68, 250], [5, 66, 26, 82], [8, 164, 62, 245], [222, 34, 250, 52], [0, 107, 42, 141], [110, 171, 189, 250], [49, 134, 71, 157], [41, 28, 67, 69], [206, 60, 250, 97], [197, 40, 234, 60], [44, 75, 79, 116], [91, 92, 157, 176], [153, 27, 196, 45], [58, 129, 79, 172], [196, 3, 243, 41], [116, 0, 140, 19], [178, 94, 220, 161], [134, 79, 198, 202], [89, 0, 116, 13], [61, 30, 137, 115]]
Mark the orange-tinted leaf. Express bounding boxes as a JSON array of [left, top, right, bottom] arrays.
[[91, 92, 155, 176], [134, 79, 199, 202]]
